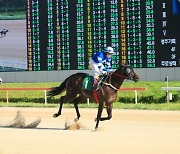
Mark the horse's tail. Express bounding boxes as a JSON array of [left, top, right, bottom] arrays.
[[48, 78, 68, 97]]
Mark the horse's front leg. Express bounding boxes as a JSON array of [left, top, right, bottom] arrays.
[[100, 103, 113, 121], [95, 101, 104, 130]]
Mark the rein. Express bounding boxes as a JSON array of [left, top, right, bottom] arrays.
[[113, 72, 129, 79], [101, 72, 128, 91]]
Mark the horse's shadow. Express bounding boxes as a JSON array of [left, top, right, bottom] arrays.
[[0, 126, 65, 131], [0, 124, 95, 131]]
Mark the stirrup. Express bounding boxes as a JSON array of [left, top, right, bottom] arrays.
[[96, 86, 100, 91], [93, 80, 98, 90], [93, 79, 98, 87]]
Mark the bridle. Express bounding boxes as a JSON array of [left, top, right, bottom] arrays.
[[113, 72, 129, 79], [113, 66, 135, 80]]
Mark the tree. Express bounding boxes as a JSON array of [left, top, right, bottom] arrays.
[[0, 0, 26, 10]]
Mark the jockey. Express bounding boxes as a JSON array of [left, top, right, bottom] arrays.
[[0, 28, 8, 38], [89, 46, 114, 89]]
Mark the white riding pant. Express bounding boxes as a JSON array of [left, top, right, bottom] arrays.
[[89, 58, 105, 76]]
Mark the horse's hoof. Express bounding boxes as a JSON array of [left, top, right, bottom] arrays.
[[53, 114, 58, 118], [74, 118, 79, 122], [94, 127, 99, 131], [92, 128, 98, 132]]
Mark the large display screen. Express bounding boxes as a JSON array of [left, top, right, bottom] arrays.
[[26, 0, 180, 71]]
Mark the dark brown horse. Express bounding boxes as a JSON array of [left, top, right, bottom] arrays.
[[48, 64, 139, 129]]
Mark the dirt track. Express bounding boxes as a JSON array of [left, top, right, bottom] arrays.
[[0, 20, 26, 60], [0, 20, 27, 69], [0, 107, 180, 154]]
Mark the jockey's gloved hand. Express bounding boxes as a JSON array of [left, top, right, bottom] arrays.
[[107, 69, 112, 72], [102, 71, 107, 75], [99, 68, 106, 75]]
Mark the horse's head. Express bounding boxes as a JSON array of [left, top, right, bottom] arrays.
[[115, 64, 139, 82], [124, 66, 139, 82]]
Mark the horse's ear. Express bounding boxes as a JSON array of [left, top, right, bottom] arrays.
[[124, 61, 129, 66]]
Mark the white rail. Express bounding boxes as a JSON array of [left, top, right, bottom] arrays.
[[161, 87, 180, 91]]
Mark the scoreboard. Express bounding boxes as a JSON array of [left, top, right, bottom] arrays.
[[26, 0, 180, 71]]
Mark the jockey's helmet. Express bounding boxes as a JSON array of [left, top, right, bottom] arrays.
[[105, 46, 114, 54]]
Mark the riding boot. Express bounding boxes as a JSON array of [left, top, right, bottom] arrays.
[[96, 74, 107, 91], [93, 74, 100, 90]]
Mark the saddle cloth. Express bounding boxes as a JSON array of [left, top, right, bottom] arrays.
[[82, 75, 94, 91]]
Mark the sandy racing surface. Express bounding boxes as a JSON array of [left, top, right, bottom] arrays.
[[0, 20, 27, 69], [0, 107, 180, 154], [0, 20, 26, 60]]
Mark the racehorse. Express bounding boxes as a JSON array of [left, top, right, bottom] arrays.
[[48, 64, 139, 129]]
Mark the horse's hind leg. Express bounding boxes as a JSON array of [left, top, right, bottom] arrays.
[[54, 91, 77, 118], [73, 94, 87, 121], [53, 77, 81, 118], [53, 96, 65, 118]]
